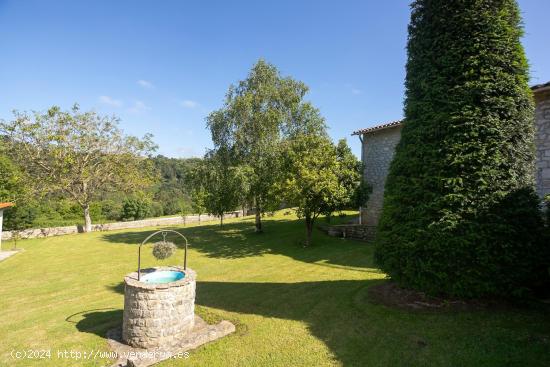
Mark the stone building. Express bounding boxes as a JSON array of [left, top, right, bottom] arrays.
[[534, 82, 550, 198], [353, 121, 402, 226], [353, 82, 550, 226]]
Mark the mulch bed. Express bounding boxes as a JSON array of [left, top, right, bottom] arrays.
[[368, 282, 502, 312]]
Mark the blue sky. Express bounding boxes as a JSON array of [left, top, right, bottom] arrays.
[[1, 1, 548, 158]]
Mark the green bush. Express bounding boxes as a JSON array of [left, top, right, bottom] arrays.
[[375, 0, 548, 297], [121, 197, 151, 221], [99, 200, 123, 221], [150, 202, 164, 218], [544, 195, 550, 226], [3, 204, 37, 231]]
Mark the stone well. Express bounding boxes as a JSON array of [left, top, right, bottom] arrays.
[[122, 266, 196, 349]]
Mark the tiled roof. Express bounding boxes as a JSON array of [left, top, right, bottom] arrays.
[[0, 202, 14, 210], [352, 82, 550, 135], [351, 120, 402, 135], [532, 81, 550, 92]]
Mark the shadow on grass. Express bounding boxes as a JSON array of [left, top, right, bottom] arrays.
[[100, 216, 378, 270], [77, 279, 382, 365], [75, 279, 550, 366], [66, 308, 123, 338]]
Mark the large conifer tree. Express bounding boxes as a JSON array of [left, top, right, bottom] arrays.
[[375, 0, 547, 297]]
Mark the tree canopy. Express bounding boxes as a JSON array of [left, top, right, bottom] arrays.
[[281, 135, 359, 246], [195, 149, 242, 227], [0, 105, 158, 231], [207, 59, 326, 232]]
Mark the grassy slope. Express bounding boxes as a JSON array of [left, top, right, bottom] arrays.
[[0, 211, 549, 367]]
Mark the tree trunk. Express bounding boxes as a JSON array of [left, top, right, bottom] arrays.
[[220, 214, 224, 227], [255, 210, 262, 233], [83, 204, 92, 233], [198, 213, 201, 223], [12, 231, 19, 249], [305, 215, 314, 247], [254, 196, 262, 233]]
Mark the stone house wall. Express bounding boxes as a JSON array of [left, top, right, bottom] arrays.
[[357, 83, 550, 227], [360, 125, 402, 226], [534, 86, 550, 198]]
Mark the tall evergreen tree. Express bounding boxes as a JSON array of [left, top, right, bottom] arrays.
[[375, 0, 547, 297]]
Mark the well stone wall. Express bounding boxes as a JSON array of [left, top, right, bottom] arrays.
[[122, 266, 196, 350]]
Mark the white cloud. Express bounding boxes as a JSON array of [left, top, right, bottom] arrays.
[[127, 100, 151, 114], [99, 95, 122, 107], [137, 79, 154, 89], [179, 100, 198, 109], [351, 88, 362, 95]]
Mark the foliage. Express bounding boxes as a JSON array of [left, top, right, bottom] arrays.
[[544, 194, 550, 226], [320, 139, 363, 218], [149, 201, 164, 218], [151, 155, 200, 216], [121, 196, 151, 221], [206, 59, 326, 232], [179, 197, 193, 225], [281, 134, 350, 246], [0, 105, 158, 231], [0, 155, 25, 203], [352, 180, 372, 209], [3, 204, 37, 233], [152, 241, 176, 260], [197, 149, 241, 226], [99, 199, 124, 221], [375, 0, 548, 297], [190, 187, 207, 221]]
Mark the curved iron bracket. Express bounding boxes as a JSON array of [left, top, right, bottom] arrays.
[[137, 229, 189, 281]]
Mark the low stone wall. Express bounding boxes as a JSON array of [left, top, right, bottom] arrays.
[[123, 266, 196, 349], [1, 211, 243, 241], [323, 224, 377, 242]]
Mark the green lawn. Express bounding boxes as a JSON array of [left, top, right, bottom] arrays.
[[1, 211, 549, 366]]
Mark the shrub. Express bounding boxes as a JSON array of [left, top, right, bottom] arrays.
[[3, 204, 37, 231], [375, 0, 548, 297], [121, 197, 151, 221], [100, 200, 123, 221], [150, 202, 164, 218], [544, 194, 550, 226]]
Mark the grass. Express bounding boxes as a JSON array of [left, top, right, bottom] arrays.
[[0, 211, 549, 366]]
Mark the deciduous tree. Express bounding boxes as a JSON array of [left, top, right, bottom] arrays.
[[207, 59, 325, 232], [1, 105, 157, 232], [198, 149, 241, 227], [281, 134, 352, 246]]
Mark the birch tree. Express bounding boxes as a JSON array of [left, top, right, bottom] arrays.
[[207, 59, 325, 232]]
